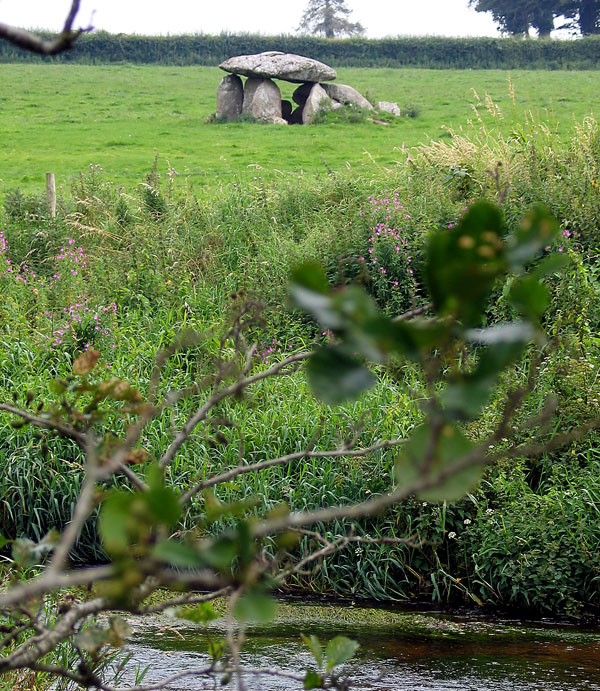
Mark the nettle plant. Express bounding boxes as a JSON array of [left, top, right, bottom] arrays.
[[0, 201, 588, 691]]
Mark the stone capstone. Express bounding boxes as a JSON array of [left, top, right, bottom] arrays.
[[302, 83, 330, 125], [376, 101, 402, 116], [322, 83, 373, 110], [250, 79, 282, 122], [216, 74, 243, 122], [220, 51, 336, 83]]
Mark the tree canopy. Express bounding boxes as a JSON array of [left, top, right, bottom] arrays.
[[297, 0, 365, 39], [469, 0, 600, 36]]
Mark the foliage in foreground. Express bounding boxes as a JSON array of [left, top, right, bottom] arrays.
[[0, 180, 595, 690]]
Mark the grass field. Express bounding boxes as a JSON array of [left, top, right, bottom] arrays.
[[2, 64, 600, 194]]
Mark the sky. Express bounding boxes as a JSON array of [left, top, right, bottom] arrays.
[[0, 0, 504, 38]]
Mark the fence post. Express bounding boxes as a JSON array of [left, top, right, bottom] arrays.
[[46, 172, 56, 219]]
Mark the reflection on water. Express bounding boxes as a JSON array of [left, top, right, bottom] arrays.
[[118, 604, 600, 690]]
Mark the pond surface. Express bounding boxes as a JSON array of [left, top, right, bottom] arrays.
[[117, 601, 600, 690]]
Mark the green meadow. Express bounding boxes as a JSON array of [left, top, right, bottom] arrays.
[[2, 64, 600, 193]]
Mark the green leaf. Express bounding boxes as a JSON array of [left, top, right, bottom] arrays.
[[304, 670, 323, 689], [426, 201, 506, 326], [444, 324, 533, 420], [290, 286, 343, 330], [49, 379, 68, 395], [290, 262, 330, 295], [152, 540, 204, 568], [107, 616, 131, 647], [201, 491, 258, 524], [465, 322, 537, 346], [236, 520, 254, 568], [508, 276, 549, 319], [0, 535, 10, 550], [331, 289, 391, 361], [301, 634, 324, 668], [475, 341, 529, 378], [506, 205, 559, 269], [325, 636, 360, 671], [442, 377, 494, 420], [307, 346, 375, 404], [289, 263, 343, 329], [389, 318, 450, 360], [75, 626, 109, 654], [177, 602, 220, 624], [531, 252, 572, 279], [201, 537, 239, 570], [233, 592, 277, 624], [331, 286, 380, 324], [98, 492, 136, 555], [145, 486, 181, 525], [208, 638, 226, 661], [144, 465, 181, 525], [11, 535, 56, 568], [395, 423, 483, 502], [11, 538, 36, 568]]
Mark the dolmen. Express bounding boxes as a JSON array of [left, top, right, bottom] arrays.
[[214, 51, 401, 125]]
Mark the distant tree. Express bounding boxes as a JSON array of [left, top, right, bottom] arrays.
[[558, 0, 600, 34], [297, 0, 365, 39], [531, 2, 557, 36], [469, 0, 558, 37]]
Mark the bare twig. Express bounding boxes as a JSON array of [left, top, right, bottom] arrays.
[[1, 598, 107, 671], [0, 403, 87, 447], [392, 302, 433, 322], [0, 0, 92, 56], [180, 437, 407, 504], [159, 351, 311, 470], [140, 587, 232, 614], [0, 565, 114, 612]]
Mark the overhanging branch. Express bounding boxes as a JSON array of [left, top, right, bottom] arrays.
[[0, 0, 92, 56]]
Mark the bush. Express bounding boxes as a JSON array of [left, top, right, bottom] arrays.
[[465, 460, 600, 614]]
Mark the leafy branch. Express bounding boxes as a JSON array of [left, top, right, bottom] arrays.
[[0, 200, 593, 690]]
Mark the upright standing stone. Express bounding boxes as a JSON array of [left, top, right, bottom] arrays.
[[216, 74, 243, 122], [242, 78, 263, 116], [302, 83, 330, 124], [251, 79, 283, 122]]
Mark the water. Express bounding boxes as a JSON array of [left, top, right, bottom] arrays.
[[114, 602, 600, 690]]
